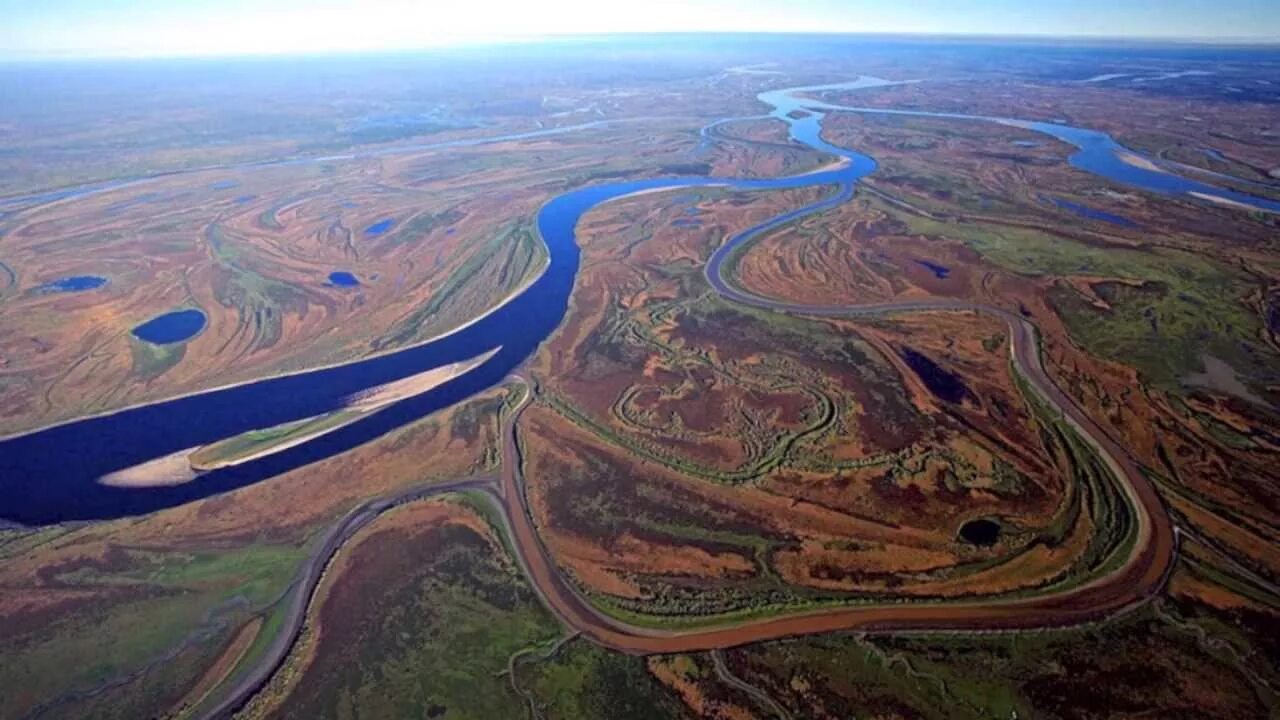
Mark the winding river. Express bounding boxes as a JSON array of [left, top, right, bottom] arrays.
[[0, 76, 1275, 526]]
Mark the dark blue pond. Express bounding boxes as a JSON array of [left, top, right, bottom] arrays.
[[900, 347, 968, 403], [959, 518, 1001, 546], [365, 219, 394, 236], [3, 77, 1278, 526], [210, 180, 239, 190], [1049, 197, 1137, 227], [329, 271, 360, 287], [131, 309, 207, 345], [914, 260, 951, 279], [35, 275, 107, 293]]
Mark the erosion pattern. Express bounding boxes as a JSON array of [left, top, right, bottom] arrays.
[[4, 77, 1267, 521], [5, 75, 1276, 716]]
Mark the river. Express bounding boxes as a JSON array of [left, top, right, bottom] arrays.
[[1, 76, 1275, 525]]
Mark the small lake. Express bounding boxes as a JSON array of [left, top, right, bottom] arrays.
[[35, 275, 107, 293], [132, 309, 207, 345], [959, 519, 1001, 546], [329, 271, 360, 287], [900, 347, 967, 403], [1049, 197, 1137, 227], [365, 219, 395, 236]]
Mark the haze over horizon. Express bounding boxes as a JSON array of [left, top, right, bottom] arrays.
[[1, 0, 1278, 60]]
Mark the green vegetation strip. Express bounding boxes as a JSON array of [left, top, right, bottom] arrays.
[[188, 409, 361, 469]]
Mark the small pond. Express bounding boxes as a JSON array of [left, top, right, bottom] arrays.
[[131, 309, 207, 345], [1049, 196, 1137, 228], [365, 219, 395, 236], [900, 347, 967, 403], [329, 271, 360, 287], [959, 518, 1001, 547], [35, 275, 107, 293]]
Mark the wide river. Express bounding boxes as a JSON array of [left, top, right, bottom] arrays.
[[1, 77, 1276, 525]]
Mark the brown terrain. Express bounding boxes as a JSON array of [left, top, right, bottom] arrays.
[[1, 45, 1277, 720]]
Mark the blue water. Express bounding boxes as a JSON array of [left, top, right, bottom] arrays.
[[672, 218, 702, 228], [234, 195, 256, 204], [210, 180, 239, 190], [3, 77, 1278, 526], [329, 271, 360, 287], [1048, 197, 1137, 227], [35, 275, 107, 293], [131, 309, 207, 345], [900, 348, 968, 403], [800, 88, 1280, 214], [365, 219, 394, 236], [915, 260, 951, 279], [960, 518, 1001, 546]]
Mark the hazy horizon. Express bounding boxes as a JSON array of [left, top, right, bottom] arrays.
[[1, 0, 1277, 60]]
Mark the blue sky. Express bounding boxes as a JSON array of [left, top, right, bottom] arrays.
[[1, 0, 1276, 59]]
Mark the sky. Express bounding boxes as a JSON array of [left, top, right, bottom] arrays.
[[1, 0, 1276, 59]]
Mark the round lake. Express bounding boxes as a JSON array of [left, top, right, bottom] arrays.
[[131, 309, 207, 345], [959, 519, 1002, 547]]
